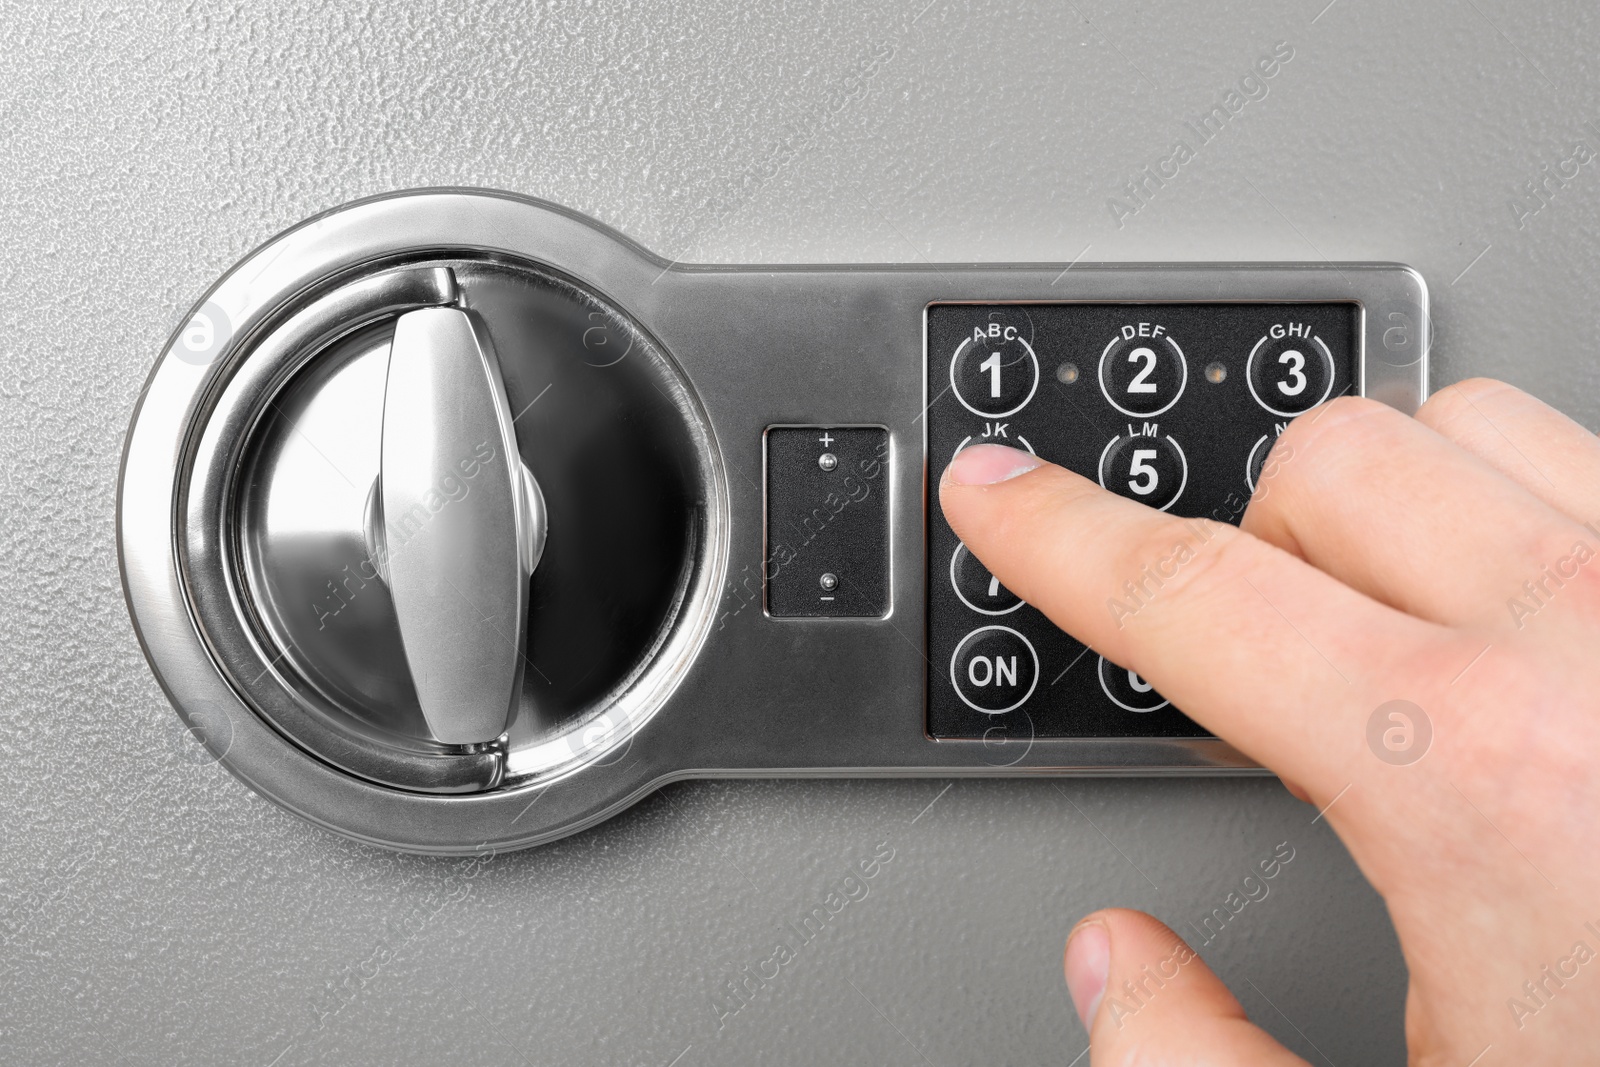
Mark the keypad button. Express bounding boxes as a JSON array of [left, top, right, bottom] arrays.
[[950, 433, 1035, 467], [950, 626, 1038, 714], [1098, 324, 1187, 417], [1246, 432, 1275, 492], [949, 328, 1039, 418], [1247, 325, 1334, 416], [950, 543, 1023, 615], [1098, 656, 1169, 712], [1097, 430, 1188, 511]]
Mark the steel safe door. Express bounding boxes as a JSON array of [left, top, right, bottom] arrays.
[[6, 2, 1596, 1064]]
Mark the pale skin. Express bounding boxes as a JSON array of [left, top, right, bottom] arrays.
[[938, 378, 1600, 1064]]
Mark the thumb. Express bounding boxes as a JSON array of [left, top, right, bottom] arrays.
[[1065, 908, 1309, 1065]]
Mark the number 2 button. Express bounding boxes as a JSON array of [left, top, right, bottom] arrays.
[[1098, 323, 1186, 417]]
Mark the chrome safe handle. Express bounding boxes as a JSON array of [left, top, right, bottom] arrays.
[[363, 291, 547, 745]]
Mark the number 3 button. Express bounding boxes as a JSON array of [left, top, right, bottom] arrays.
[[1098, 429, 1187, 511], [1098, 324, 1186, 417], [1247, 326, 1335, 417]]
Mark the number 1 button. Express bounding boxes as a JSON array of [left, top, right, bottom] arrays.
[[949, 329, 1040, 418]]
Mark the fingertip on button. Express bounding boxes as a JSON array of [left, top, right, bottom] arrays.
[[945, 443, 1045, 487]]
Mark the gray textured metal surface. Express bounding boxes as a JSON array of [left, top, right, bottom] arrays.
[[2, 0, 1595, 1063]]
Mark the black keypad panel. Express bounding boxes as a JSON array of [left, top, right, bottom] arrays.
[[927, 303, 1359, 739]]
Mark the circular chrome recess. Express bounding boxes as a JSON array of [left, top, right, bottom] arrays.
[[119, 191, 729, 853]]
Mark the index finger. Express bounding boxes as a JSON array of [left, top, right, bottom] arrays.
[[937, 443, 1454, 789]]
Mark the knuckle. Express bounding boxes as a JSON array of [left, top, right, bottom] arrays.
[[1414, 377, 1515, 432], [1441, 646, 1594, 820], [1523, 527, 1600, 609], [1282, 394, 1395, 452], [1258, 395, 1401, 497]]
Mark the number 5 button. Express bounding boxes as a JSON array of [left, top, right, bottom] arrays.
[[1247, 325, 1335, 417], [1097, 429, 1187, 511], [1098, 323, 1186, 417]]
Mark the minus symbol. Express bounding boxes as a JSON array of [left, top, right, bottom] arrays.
[[819, 596, 835, 601]]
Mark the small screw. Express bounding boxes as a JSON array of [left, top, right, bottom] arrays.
[[819, 573, 839, 592], [818, 453, 838, 471], [1056, 361, 1079, 384], [1205, 362, 1227, 384]]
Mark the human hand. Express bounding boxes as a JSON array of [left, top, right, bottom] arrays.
[[938, 379, 1600, 1064]]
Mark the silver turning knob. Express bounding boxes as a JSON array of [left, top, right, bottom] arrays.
[[120, 192, 724, 847], [363, 297, 547, 745]]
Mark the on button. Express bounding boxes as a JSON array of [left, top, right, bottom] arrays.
[[950, 625, 1039, 714]]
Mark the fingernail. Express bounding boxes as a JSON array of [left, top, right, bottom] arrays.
[[1065, 920, 1110, 1031], [945, 443, 1044, 486]]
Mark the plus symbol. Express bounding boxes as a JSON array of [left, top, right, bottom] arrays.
[[818, 431, 835, 447]]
